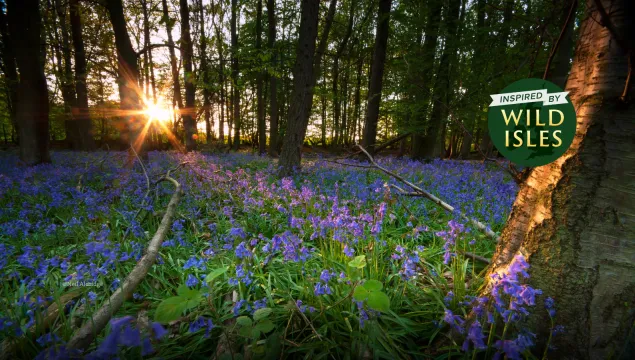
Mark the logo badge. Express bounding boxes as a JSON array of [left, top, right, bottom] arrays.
[[488, 78, 576, 167]]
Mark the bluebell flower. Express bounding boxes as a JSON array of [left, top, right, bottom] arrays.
[[151, 322, 168, 339], [235, 241, 251, 259], [186, 274, 199, 288]]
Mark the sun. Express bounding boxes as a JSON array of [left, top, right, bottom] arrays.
[[145, 102, 172, 122]]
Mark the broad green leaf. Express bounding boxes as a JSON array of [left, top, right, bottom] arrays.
[[363, 280, 383, 291], [254, 319, 275, 334], [177, 285, 200, 300], [238, 325, 252, 338], [353, 286, 369, 301], [251, 328, 262, 339], [367, 291, 391, 313], [205, 267, 229, 283], [348, 255, 367, 269], [155, 296, 187, 323], [236, 316, 253, 327], [253, 307, 272, 321]]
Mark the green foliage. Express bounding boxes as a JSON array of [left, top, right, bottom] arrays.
[[353, 280, 390, 313], [155, 286, 204, 323]]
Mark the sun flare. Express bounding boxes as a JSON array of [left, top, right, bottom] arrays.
[[144, 102, 172, 122]]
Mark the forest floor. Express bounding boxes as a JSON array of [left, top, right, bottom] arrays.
[[0, 150, 531, 359]]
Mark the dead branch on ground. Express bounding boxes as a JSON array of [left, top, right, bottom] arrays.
[[355, 145, 501, 243], [66, 169, 183, 351]]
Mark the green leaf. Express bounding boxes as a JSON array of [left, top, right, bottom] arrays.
[[155, 296, 187, 323], [362, 280, 383, 291], [177, 285, 200, 300], [348, 255, 367, 269], [205, 267, 229, 283], [254, 319, 275, 334], [353, 286, 369, 301], [367, 291, 391, 313], [238, 325, 252, 338], [251, 328, 262, 339], [236, 316, 253, 327], [253, 307, 272, 321]]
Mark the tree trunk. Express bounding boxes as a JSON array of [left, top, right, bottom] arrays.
[[231, 0, 240, 150], [7, 0, 50, 165], [285, 0, 337, 152], [0, 0, 18, 143], [69, 0, 96, 151], [486, 1, 635, 358], [256, 0, 265, 154], [162, 0, 184, 116], [51, 0, 79, 149], [417, 0, 461, 158], [353, 53, 363, 143], [410, 0, 443, 159], [332, 0, 355, 147], [459, 111, 477, 159], [180, 0, 197, 152], [106, 0, 146, 162], [277, 0, 319, 176], [212, 1, 225, 145], [267, 0, 278, 156], [197, 0, 212, 144], [361, 0, 392, 155]]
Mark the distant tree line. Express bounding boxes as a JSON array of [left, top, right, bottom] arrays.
[[0, 0, 580, 170]]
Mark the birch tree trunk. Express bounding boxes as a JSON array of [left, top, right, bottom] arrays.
[[486, 1, 635, 358]]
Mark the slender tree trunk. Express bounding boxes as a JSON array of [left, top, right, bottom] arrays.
[[332, 0, 355, 147], [51, 0, 79, 149], [106, 0, 146, 162], [267, 0, 278, 156], [7, 0, 50, 165], [0, 0, 18, 142], [69, 0, 96, 151], [361, 0, 392, 155], [256, 0, 265, 154], [180, 0, 197, 152], [459, 111, 477, 158], [198, 0, 213, 144], [231, 0, 240, 150], [277, 0, 319, 176], [162, 0, 184, 116], [353, 53, 363, 143], [478, 0, 499, 157], [417, 0, 461, 158], [212, 2, 225, 145], [411, 0, 443, 158], [486, 1, 635, 358]]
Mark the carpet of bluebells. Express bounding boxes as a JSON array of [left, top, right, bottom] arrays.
[[0, 151, 561, 359]]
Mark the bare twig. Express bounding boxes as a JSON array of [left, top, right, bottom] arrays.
[[293, 299, 323, 341], [459, 250, 491, 265], [325, 159, 374, 169], [66, 174, 183, 351], [355, 145, 501, 242]]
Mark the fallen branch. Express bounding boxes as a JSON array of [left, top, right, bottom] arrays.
[[459, 250, 491, 265], [66, 173, 183, 351], [355, 145, 501, 242]]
